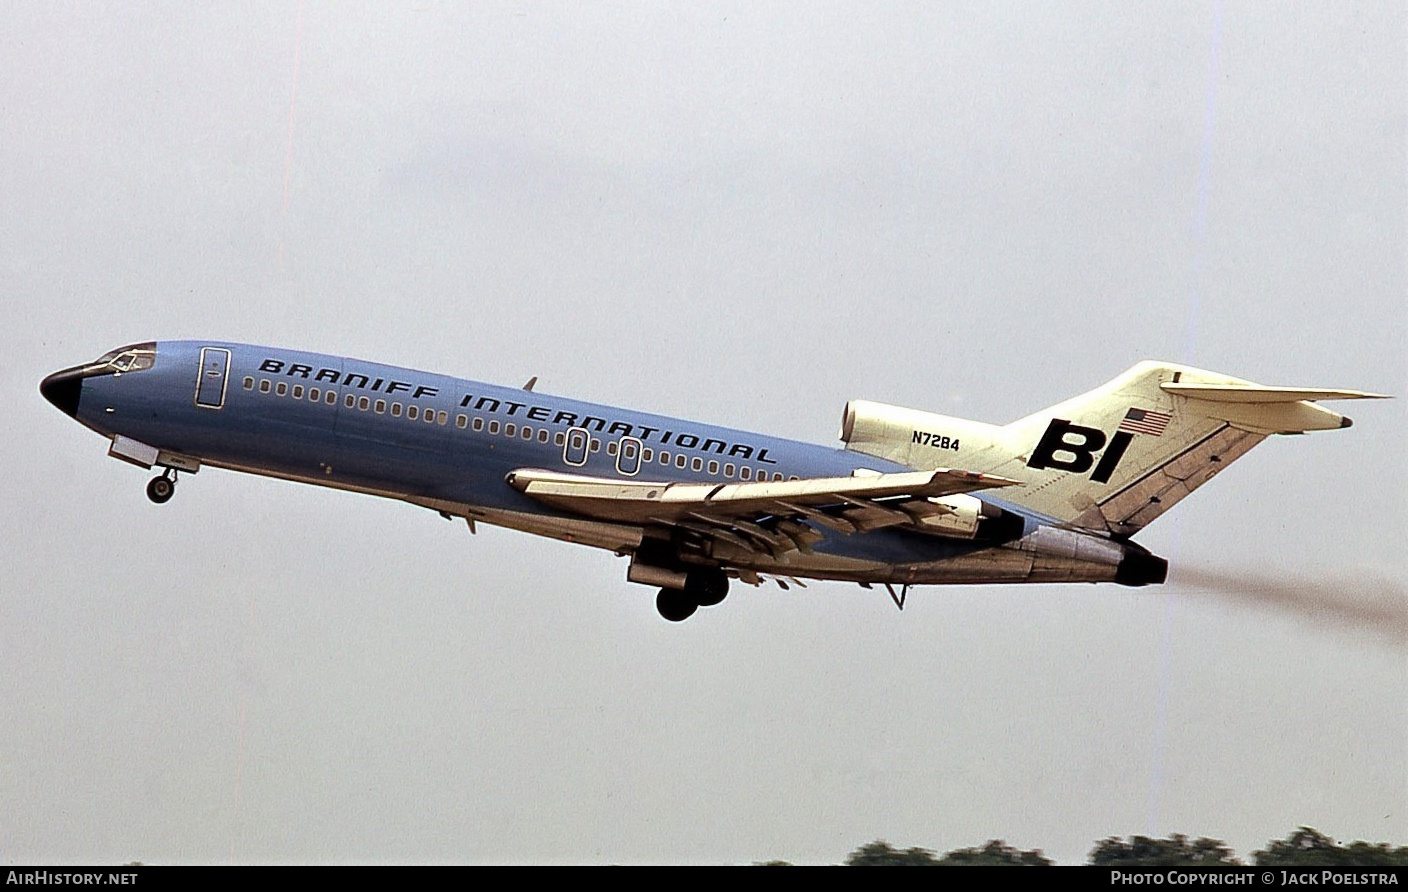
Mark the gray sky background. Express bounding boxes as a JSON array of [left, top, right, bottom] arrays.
[[3, 1, 1404, 865]]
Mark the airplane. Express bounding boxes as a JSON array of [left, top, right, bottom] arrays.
[[40, 341, 1387, 621]]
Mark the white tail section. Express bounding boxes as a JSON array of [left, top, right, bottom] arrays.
[[842, 362, 1385, 536]]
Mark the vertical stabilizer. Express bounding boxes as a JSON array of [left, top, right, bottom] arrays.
[[986, 362, 1382, 535]]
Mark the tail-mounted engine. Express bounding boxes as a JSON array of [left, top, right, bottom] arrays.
[[840, 399, 1005, 468]]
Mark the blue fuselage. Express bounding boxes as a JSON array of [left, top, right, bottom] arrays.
[[43, 340, 1157, 588]]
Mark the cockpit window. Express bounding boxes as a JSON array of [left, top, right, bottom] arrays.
[[94, 342, 156, 374]]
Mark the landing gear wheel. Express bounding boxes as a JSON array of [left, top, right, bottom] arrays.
[[656, 588, 698, 622], [685, 568, 729, 608], [146, 474, 175, 504]]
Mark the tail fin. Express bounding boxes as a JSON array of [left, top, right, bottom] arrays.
[[840, 362, 1386, 536], [994, 361, 1385, 535]]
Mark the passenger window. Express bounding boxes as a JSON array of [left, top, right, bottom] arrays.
[[489, 421, 499, 434], [708, 460, 719, 475], [643, 448, 654, 462], [276, 382, 288, 396], [434, 410, 446, 425], [376, 400, 386, 414], [724, 463, 735, 477], [521, 425, 531, 439], [408, 406, 419, 420], [325, 391, 336, 405], [309, 387, 320, 402], [607, 442, 618, 456], [292, 385, 304, 399], [456, 414, 467, 429], [242, 377, 254, 391], [692, 458, 702, 471], [590, 439, 601, 453], [675, 454, 686, 469], [392, 402, 402, 417], [358, 396, 370, 411], [473, 417, 484, 432], [505, 423, 516, 437], [741, 467, 752, 480], [259, 380, 271, 393], [538, 430, 549, 443], [554, 431, 564, 445], [344, 394, 355, 409]]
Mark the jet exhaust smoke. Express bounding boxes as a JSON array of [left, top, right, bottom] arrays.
[[1174, 567, 1408, 647]]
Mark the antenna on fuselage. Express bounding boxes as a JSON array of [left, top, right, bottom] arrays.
[[522, 376, 538, 392]]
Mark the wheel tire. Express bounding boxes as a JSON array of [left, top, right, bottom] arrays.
[[685, 568, 729, 608], [656, 588, 698, 622], [146, 476, 174, 504]]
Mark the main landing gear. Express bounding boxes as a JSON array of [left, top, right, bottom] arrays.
[[654, 568, 729, 622], [145, 470, 176, 504]]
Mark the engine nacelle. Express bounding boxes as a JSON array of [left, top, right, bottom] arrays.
[[840, 399, 1004, 469]]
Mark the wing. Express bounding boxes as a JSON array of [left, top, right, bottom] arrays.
[[506, 467, 1022, 557]]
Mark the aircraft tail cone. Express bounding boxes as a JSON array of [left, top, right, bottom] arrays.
[[1115, 546, 1168, 587]]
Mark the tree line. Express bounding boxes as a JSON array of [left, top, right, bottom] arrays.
[[758, 827, 1408, 866]]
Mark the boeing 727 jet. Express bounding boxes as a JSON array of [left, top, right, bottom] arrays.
[[40, 342, 1386, 620]]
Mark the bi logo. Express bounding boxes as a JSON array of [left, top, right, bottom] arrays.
[[1026, 419, 1134, 484]]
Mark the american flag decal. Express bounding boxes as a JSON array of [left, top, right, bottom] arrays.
[[1119, 407, 1172, 437]]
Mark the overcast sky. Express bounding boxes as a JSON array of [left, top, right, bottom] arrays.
[[3, 1, 1404, 865]]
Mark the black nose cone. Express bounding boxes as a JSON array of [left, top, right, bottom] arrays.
[[40, 369, 84, 418]]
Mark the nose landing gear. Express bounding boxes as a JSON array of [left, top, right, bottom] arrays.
[[146, 470, 176, 504]]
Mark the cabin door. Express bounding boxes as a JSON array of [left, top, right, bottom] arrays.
[[195, 347, 231, 408]]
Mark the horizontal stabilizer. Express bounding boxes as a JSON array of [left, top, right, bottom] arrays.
[[1161, 383, 1390, 403], [1159, 378, 1390, 435]]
